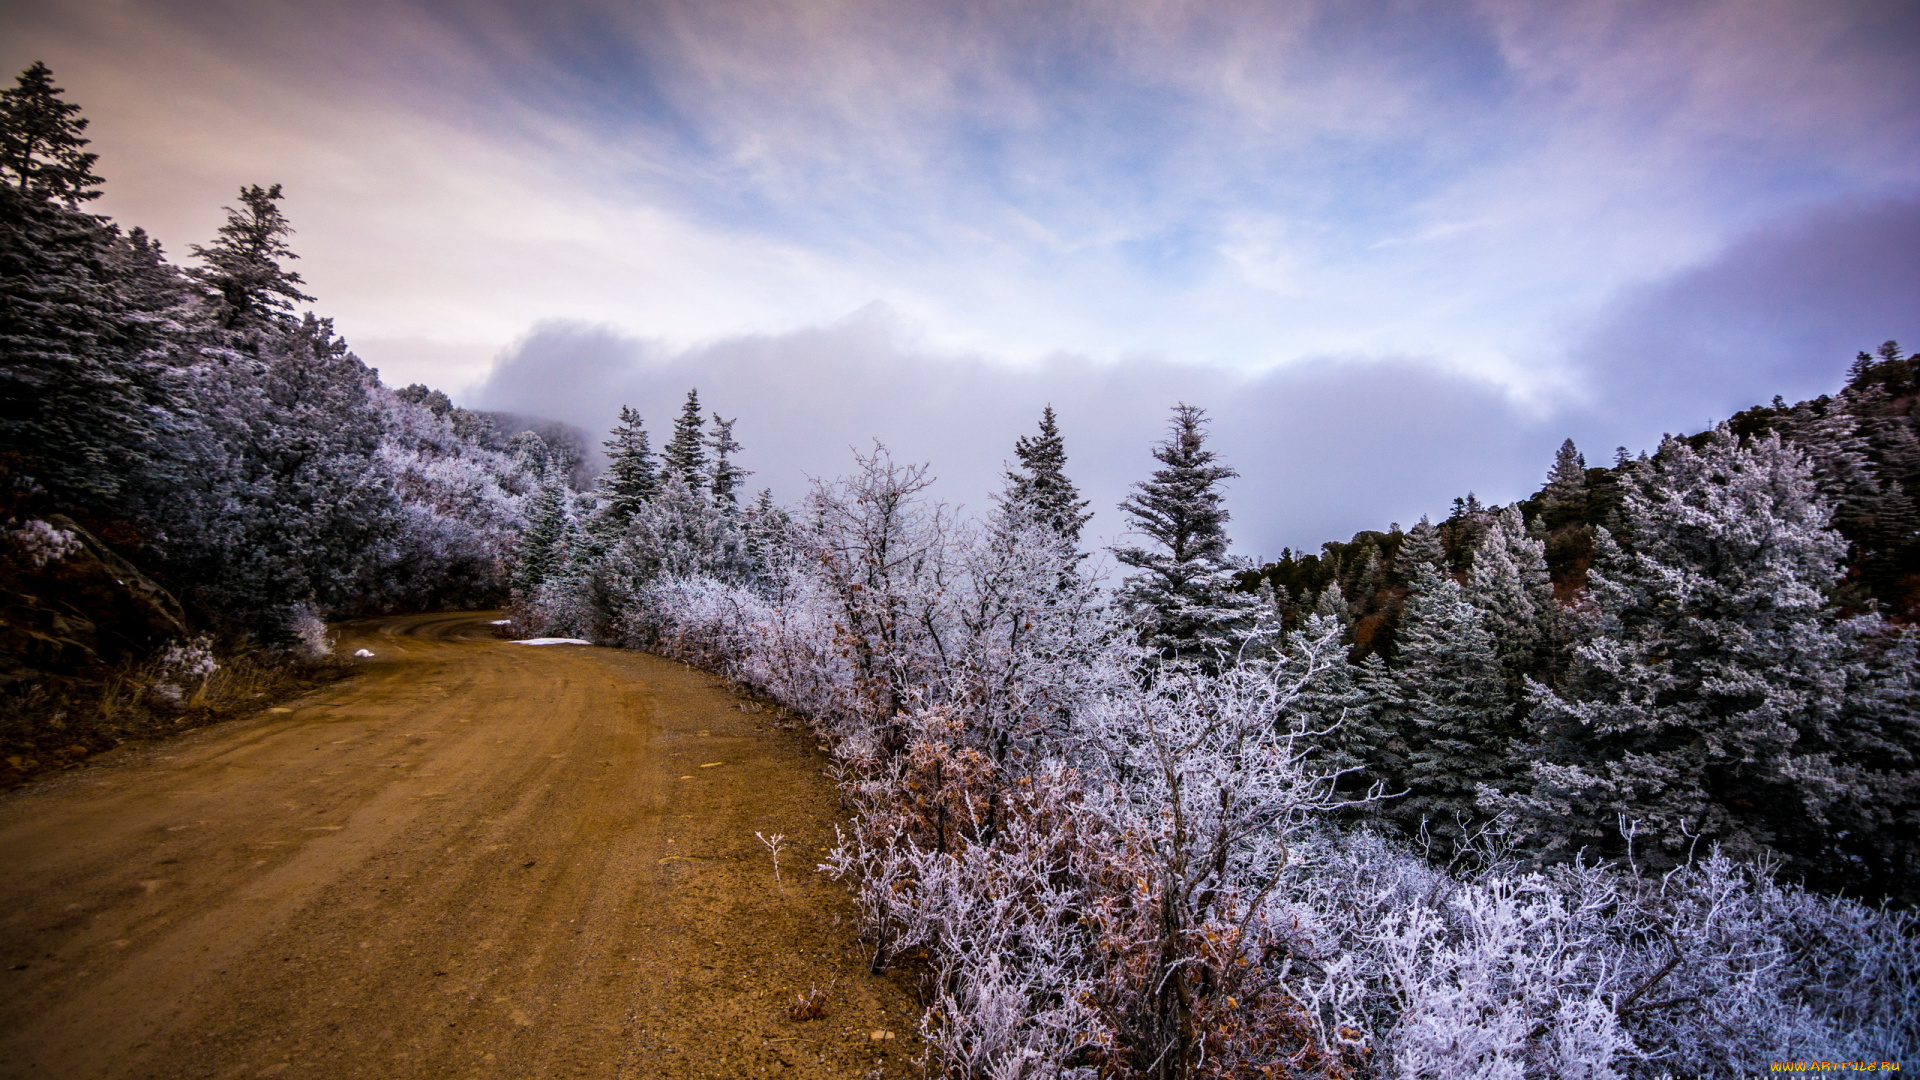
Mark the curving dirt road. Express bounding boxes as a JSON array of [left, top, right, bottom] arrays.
[[0, 612, 920, 1079]]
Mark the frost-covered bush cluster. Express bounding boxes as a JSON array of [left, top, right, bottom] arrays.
[[288, 606, 334, 660], [6, 519, 83, 567], [145, 634, 217, 705], [515, 403, 1918, 1078], [154, 635, 218, 681]]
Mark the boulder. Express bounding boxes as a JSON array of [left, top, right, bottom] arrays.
[[0, 516, 189, 674]]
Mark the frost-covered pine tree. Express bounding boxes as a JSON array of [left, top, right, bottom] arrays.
[[0, 62, 164, 515], [704, 412, 749, 508], [739, 487, 791, 580], [1395, 515, 1446, 574], [594, 405, 658, 532], [1272, 583, 1393, 799], [1002, 405, 1092, 544], [1382, 521, 1512, 848], [512, 450, 572, 601], [662, 389, 706, 488], [0, 62, 103, 203], [186, 183, 314, 333], [1540, 438, 1589, 526], [1494, 427, 1857, 870], [1112, 404, 1255, 667], [1467, 505, 1557, 686]]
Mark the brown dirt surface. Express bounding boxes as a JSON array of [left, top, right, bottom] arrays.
[[0, 612, 923, 1079]]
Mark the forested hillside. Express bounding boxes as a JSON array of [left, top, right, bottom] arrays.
[[1236, 344, 1920, 903], [0, 65, 544, 776]]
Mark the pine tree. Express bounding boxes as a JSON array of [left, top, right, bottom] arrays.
[[0, 63, 159, 514], [596, 405, 658, 530], [1112, 403, 1255, 666], [1494, 428, 1857, 871], [1384, 556, 1512, 849], [1277, 596, 1391, 800], [0, 62, 103, 205], [1003, 405, 1092, 543], [705, 413, 750, 507], [1397, 517, 1446, 572], [514, 471, 570, 600], [741, 487, 791, 577], [1467, 506, 1557, 685], [187, 183, 314, 332], [663, 389, 706, 487], [1313, 578, 1352, 630], [1540, 438, 1588, 524]]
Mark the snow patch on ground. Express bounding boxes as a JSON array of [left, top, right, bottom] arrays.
[[489, 619, 512, 625], [353, 649, 375, 658], [510, 638, 593, 646]]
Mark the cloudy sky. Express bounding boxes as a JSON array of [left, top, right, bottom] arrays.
[[9, 0, 1918, 555]]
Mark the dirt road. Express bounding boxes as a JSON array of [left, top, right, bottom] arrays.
[[0, 612, 920, 1079]]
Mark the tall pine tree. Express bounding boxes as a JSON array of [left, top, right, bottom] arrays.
[[0, 62, 102, 204], [187, 183, 313, 333], [1467, 505, 1557, 687], [705, 413, 748, 507], [1003, 405, 1092, 543], [0, 62, 160, 516], [595, 405, 658, 532], [1113, 404, 1255, 666], [1539, 438, 1588, 525], [662, 389, 706, 488]]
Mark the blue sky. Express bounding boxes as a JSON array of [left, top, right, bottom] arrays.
[[9, 0, 1918, 554]]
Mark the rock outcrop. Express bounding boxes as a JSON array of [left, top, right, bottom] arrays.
[[1, 516, 189, 684]]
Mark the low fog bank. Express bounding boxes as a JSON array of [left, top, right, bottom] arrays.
[[469, 309, 1559, 558]]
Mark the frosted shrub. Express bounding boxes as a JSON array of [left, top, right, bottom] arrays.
[[824, 766, 1104, 1078], [290, 606, 334, 659], [1273, 830, 1919, 1079], [8, 519, 83, 567], [156, 635, 219, 681]]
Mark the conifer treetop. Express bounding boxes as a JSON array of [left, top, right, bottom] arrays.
[[0, 62, 102, 204], [1542, 438, 1588, 506], [597, 405, 660, 524], [188, 183, 315, 330], [663, 389, 707, 486], [1398, 517, 1445, 574], [706, 412, 749, 506], [1004, 405, 1092, 541], [1116, 403, 1235, 565]]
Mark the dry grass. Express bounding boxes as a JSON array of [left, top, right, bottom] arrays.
[[1, 648, 348, 789]]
